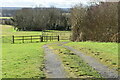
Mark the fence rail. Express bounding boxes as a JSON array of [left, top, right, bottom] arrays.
[[12, 35, 59, 44]]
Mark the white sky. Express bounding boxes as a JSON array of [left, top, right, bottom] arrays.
[[1, 0, 119, 8], [1, 0, 89, 8]]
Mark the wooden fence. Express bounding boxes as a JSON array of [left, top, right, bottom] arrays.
[[42, 31, 71, 40], [12, 35, 59, 44]]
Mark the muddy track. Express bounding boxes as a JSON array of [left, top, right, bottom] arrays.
[[43, 44, 67, 78]]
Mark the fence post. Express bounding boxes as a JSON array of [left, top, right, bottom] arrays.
[[31, 36, 32, 43], [22, 36, 24, 43], [50, 36, 51, 41], [40, 35, 41, 42], [46, 36, 48, 41], [58, 35, 59, 41], [12, 35, 14, 44], [41, 36, 43, 42], [52, 36, 53, 41]]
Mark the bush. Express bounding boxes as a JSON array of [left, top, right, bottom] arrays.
[[71, 2, 119, 42]]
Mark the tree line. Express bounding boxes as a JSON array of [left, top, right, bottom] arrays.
[[11, 7, 71, 31], [71, 2, 119, 42], [5, 2, 119, 43]]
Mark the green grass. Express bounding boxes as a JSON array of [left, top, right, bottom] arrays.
[[2, 42, 47, 78], [2, 24, 119, 78], [2, 25, 44, 78], [2, 25, 43, 43], [2, 25, 70, 78], [65, 41, 119, 71], [49, 43, 101, 78], [2, 25, 71, 37], [2, 25, 42, 36], [0, 17, 13, 19], [2, 25, 71, 43], [43, 31, 71, 40]]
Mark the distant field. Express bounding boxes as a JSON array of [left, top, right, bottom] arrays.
[[65, 42, 119, 71], [0, 17, 13, 19], [2, 25, 43, 43], [2, 25, 71, 43], [2, 25, 71, 36], [43, 30, 71, 40], [2, 25, 42, 36]]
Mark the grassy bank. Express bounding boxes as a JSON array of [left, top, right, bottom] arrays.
[[65, 41, 119, 71]]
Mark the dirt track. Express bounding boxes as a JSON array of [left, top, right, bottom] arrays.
[[43, 44, 67, 78], [60, 42, 118, 78], [43, 42, 119, 79]]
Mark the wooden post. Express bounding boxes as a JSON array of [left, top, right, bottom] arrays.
[[46, 36, 48, 41], [52, 36, 53, 41], [22, 36, 24, 43], [40, 35, 41, 42], [44, 36, 46, 41], [58, 35, 59, 41], [31, 36, 32, 43], [12, 35, 14, 44], [45, 36, 46, 42], [50, 36, 51, 41], [41, 36, 43, 42]]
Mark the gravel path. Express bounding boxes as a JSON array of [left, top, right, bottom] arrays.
[[61, 44, 118, 78], [43, 44, 67, 78]]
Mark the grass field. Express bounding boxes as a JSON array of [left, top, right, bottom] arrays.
[[2, 25, 43, 43], [2, 25, 119, 78], [2, 25, 71, 78], [43, 30, 71, 39], [2, 25, 42, 36], [2, 25, 71, 43], [2, 25, 43, 78], [2, 43, 46, 78], [65, 42, 119, 72]]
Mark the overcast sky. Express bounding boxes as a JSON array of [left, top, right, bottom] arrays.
[[1, 0, 90, 8], [1, 0, 119, 8]]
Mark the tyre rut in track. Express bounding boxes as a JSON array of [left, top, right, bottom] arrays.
[[43, 44, 67, 78]]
